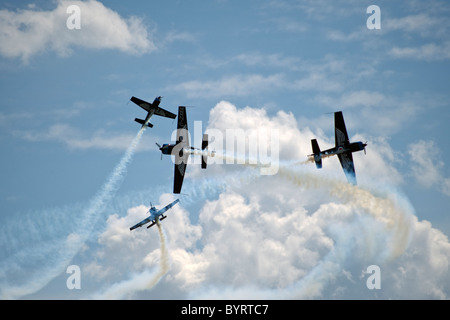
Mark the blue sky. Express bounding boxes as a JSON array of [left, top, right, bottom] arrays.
[[1, 0, 450, 299]]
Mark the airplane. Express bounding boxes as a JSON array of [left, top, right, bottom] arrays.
[[129, 198, 180, 231], [156, 106, 215, 194], [308, 111, 367, 185], [130, 96, 176, 128]]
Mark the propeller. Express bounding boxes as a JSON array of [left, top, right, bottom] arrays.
[[363, 141, 368, 155], [155, 142, 163, 160]]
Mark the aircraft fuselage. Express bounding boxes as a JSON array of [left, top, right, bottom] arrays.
[[159, 143, 196, 157], [321, 141, 366, 157], [159, 143, 176, 155], [144, 109, 155, 124], [152, 96, 162, 107], [141, 96, 162, 126], [129, 199, 179, 231]]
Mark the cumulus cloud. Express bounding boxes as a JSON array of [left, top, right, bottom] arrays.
[[3, 101, 450, 299], [389, 217, 450, 299], [78, 101, 450, 300], [206, 100, 313, 161], [0, 0, 155, 63], [89, 168, 450, 299], [408, 140, 450, 196]]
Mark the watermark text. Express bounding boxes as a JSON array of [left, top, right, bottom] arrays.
[[66, 5, 81, 30]]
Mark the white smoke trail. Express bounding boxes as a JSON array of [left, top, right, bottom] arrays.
[[214, 150, 413, 258], [1, 127, 147, 299], [77, 126, 146, 234], [92, 218, 169, 299], [277, 167, 413, 260], [145, 219, 170, 288], [210, 150, 414, 298]]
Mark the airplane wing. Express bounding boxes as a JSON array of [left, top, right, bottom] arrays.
[[174, 161, 187, 194], [176, 106, 188, 136], [337, 151, 357, 185], [130, 96, 152, 112], [146, 200, 180, 229], [173, 106, 189, 194], [130, 216, 153, 231], [130, 200, 180, 231], [334, 111, 349, 147], [153, 106, 176, 119], [130, 96, 176, 119], [157, 199, 180, 215]]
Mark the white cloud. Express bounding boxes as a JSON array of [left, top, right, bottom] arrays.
[[390, 217, 450, 299], [163, 30, 197, 44], [206, 100, 312, 160], [88, 171, 450, 299], [269, 17, 308, 34], [18, 123, 155, 152], [409, 140, 442, 188], [0, 0, 156, 63], [384, 10, 450, 61], [202, 100, 406, 186], [385, 13, 449, 38], [326, 28, 368, 42], [4, 102, 450, 299], [314, 90, 423, 135], [169, 53, 364, 99], [291, 72, 343, 93], [268, 0, 362, 21], [232, 52, 301, 70], [443, 178, 450, 197], [170, 74, 285, 99], [325, 9, 450, 62], [408, 140, 450, 196], [80, 102, 450, 299], [390, 42, 450, 61], [338, 90, 385, 108]]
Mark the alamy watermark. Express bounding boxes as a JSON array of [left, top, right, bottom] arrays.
[[66, 264, 81, 290], [366, 5, 381, 30], [169, 121, 280, 175], [365, 265, 381, 290], [66, 4, 81, 30]]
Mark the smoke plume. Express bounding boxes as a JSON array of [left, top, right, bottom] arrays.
[[92, 218, 170, 299], [1, 126, 147, 299]]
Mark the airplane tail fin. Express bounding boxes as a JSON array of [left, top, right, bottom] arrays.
[[201, 134, 208, 169], [135, 118, 153, 128], [311, 139, 322, 169]]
